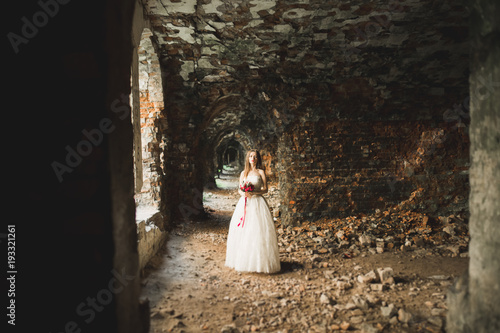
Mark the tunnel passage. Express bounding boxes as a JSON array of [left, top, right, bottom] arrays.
[[13, 0, 499, 332], [145, 0, 471, 226], [213, 138, 245, 187], [134, 1, 498, 329], [220, 140, 243, 170]]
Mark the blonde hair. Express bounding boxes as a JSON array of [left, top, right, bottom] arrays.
[[243, 149, 262, 179]]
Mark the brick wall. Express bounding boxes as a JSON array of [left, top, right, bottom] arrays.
[[143, 0, 470, 223], [135, 29, 166, 209], [278, 119, 469, 225]]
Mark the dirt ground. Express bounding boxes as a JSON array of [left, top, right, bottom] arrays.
[[140, 179, 469, 333]]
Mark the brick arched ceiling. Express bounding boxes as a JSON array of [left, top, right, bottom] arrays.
[[213, 128, 254, 153], [141, 0, 470, 222], [142, 0, 344, 146], [143, 0, 469, 123]]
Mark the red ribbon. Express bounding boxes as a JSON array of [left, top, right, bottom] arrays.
[[238, 182, 254, 228], [238, 197, 247, 228]]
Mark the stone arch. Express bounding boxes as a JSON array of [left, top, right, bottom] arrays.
[[201, 126, 255, 188], [131, 27, 167, 209], [129, 16, 170, 271], [215, 128, 253, 166]]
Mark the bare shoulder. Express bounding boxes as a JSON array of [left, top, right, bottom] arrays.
[[258, 169, 267, 178]]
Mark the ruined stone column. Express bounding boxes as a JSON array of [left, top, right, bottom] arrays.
[[447, 0, 500, 331]]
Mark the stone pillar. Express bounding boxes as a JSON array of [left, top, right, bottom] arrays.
[[131, 46, 144, 194], [447, 0, 500, 331]]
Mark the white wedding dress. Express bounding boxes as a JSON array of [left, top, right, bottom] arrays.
[[225, 175, 281, 273]]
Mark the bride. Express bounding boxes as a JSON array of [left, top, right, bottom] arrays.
[[225, 149, 281, 274]]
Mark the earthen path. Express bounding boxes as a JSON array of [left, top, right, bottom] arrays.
[[140, 172, 468, 333]]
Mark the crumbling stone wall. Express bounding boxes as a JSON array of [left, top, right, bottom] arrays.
[[278, 119, 469, 224], [137, 211, 167, 271], [143, 0, 470, 223], [134, 29, 167, 209]]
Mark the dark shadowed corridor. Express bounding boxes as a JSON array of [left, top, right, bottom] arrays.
[[7, 0, 499, 332]]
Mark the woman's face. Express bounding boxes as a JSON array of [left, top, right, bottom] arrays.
[[248, 152, 257, 165]]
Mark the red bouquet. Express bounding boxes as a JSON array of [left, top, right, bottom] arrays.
[[240, 181, 255, 193], [238, 181, 254, 227]]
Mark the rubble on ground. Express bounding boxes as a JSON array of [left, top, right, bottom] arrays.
[[277, 209, 469, 261], [145, 187, 469, 333]]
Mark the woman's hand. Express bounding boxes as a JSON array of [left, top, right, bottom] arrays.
[[239, 188, 252, 197]]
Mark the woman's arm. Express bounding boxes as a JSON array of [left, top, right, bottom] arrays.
[[238, 171, 245, 196]]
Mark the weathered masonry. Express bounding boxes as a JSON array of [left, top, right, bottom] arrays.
[[140, 0, 470, 226], [11, 0, 499, 332]]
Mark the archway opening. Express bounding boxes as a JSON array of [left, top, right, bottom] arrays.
[[214, 138, 245, 190], [131, 28, 166, 213], [198, 127, 254, 221], [130, 27, 168, 272]]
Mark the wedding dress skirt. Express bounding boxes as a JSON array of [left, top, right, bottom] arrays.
[[225, 176, 281, 274]]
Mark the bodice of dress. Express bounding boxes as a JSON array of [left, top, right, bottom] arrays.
[[245, 174, 262, 189]]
